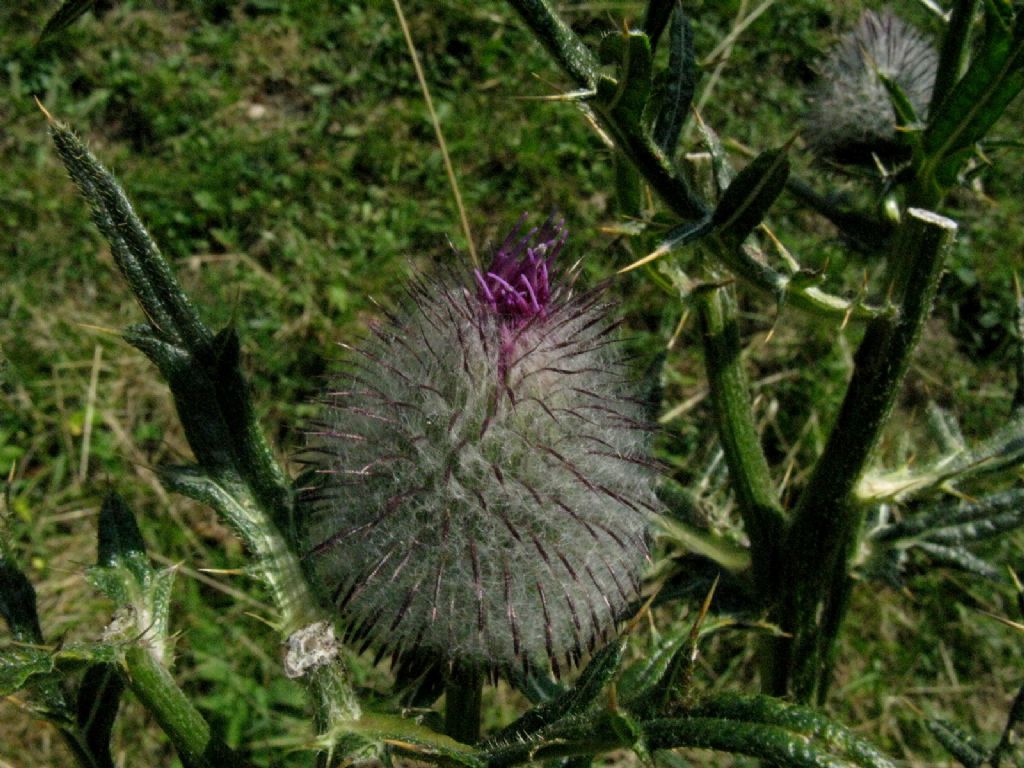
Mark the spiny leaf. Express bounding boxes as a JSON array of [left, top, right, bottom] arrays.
[[923, 6, 1024, 166], [491, 639, 627, 741], [339, 712, 481, 766], [86, 493, 175, 661], [878, 73, 924, 155], [711, 148, 790, 243], [617, 630, 687, 703], [642, 0, 675, 51], [157, 466, 268, 555], [617, 215, 713, 274], [39, 0, 96, 41], [929, 0, 981, 116], [875, 488, 1024, 544], [597, 30, 654, 127], [48, 117, 212, 353], [683, 693, 896, 767], [0, 644, 118, 698], [0, 647, 55, 698], [693, 115, 733, 193], [643, 714, 895, 767], [49, 118, 290, 528], [916, 542, 1002, 579], [652, 4, 696, 158], [96, 493, 148, 579]]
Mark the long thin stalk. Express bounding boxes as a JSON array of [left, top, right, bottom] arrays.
[[122, 646, 246, 768], [695, 284, 785, 596], [776, 208, 958, 701]]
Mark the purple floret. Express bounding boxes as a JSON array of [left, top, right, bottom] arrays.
[[475, 214, 567, 323]]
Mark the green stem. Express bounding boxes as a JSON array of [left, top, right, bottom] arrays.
[[445, 664, 484, 745], [695, 284, 785, 596], [775, 208, 958, 702], [480, 705, 894, 768], [929, 0, 979, 116], [507, 0, 706, 221], [785, 176, 893, 250], [121, 646, 246, 768], [159, 468, 362, 728], [505, 0, 599, 88], [656, 515, 752, 574]]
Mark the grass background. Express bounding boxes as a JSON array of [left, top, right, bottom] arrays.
[[1, 1, 1022, 765]]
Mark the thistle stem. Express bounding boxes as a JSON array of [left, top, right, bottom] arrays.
[[445, 663, 484, 744], [776, 208, 958, 701], [929, 0, 979, 116], [695, 283, 785, 596], [121, 647, 246, 768]]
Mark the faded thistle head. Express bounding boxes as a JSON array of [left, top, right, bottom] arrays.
[[805, 10, 938, 164], [300, 216, 656, 679]]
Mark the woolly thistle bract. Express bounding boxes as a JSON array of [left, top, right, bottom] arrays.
[[805, 10, 938, 163], [300, 217, 656, 678]]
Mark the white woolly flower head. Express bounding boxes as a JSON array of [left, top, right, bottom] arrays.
[[805, 9, 938, 163], [299, 216, 657, 678]]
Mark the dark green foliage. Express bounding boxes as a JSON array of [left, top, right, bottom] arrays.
[[597, 29, 654, 128], [711, 147, 790, 243], [492, 639, 626, 742], [923, 3, 1024, 186], [49, 122, 211, 352], [95, 492, 146, 570], [641, 0, 675, 52], [75, 664, 124, 768], [39, 0, 96, 41], [0, 643, 117, 699], [0, 550, 44, 645], [651, 4, 696, 159]]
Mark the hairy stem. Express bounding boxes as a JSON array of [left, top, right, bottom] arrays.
[[48, 118, 361, 744], [121, 646, 246, 768], [695, 283, 785, 595], [775, 208, 958, 701]]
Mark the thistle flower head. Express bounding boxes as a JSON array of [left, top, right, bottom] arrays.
[[300, 216, 656, 679], [805, 10, 938, 164], [474, 215, 564, 323]]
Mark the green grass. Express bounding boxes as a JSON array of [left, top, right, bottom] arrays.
[[2, 1, 1023, 766]]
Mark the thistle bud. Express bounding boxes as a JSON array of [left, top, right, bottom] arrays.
[[805, 10, 938, 164], [300, 216, 656, 678]]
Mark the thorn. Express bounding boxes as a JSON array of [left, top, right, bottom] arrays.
[[34, 96, 55, 123], [618, 243, 670, 274], [688, 573, 719, 659], [978, 608, 1024, 633], [623, 582, 660, 635]]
